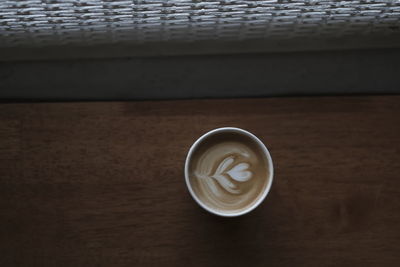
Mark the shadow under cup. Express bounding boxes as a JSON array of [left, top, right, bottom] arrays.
[[184, 127, 274, 217]]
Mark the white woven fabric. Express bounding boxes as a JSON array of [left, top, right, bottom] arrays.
[[1, 0, 400, 47]]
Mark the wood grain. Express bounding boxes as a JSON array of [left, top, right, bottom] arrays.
[[0, 96, 399, 266]]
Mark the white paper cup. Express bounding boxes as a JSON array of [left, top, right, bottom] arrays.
[[184, 127, 274, 217]]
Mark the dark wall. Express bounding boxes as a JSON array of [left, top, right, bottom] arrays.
[[1, 48, 399, 100]]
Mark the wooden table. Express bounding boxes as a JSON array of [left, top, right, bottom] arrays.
[[1, 96, 399, 266]]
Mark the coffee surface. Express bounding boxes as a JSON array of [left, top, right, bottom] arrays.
[[188, 131, 270, 214]]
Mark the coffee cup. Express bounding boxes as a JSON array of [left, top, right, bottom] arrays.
[[184, 127, 274, 217]]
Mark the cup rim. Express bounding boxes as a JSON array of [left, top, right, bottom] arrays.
[[184, 127, 274, 217]]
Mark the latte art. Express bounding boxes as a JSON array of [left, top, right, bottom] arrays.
[[187, 130, 271, 214], [195, 154, 253, 195]]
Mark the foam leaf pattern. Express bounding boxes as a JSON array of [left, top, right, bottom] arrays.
[[226, 163, 252, 182], [215, 156, 234, 175], [211, 174, 240, 194], [210, 155, 253, 194]]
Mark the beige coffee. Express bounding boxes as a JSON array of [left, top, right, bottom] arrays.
[[187, 131, 271, 214]]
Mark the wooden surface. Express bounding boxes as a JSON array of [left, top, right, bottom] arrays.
[[0, 96, 399, 266]]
